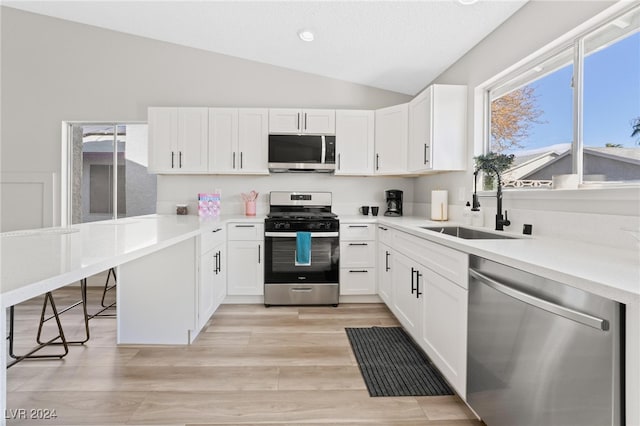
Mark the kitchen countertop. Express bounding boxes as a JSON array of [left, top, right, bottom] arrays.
[[341, 215, 640, 305], [2, 213, 638, 308]]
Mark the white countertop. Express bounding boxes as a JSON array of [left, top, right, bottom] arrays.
[[2, 213, 638, 308], [1, 215, 239, 307], [342, 215, 640, 305]]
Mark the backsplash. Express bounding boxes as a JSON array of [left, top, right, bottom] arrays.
[[156, 174, 415, 217]]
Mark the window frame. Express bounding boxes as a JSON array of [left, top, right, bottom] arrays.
[[482, 3, 640, 191]]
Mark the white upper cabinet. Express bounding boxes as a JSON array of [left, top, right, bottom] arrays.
[[408, 84, 467, 173], [148, 107, 209, 173], [269, 108, 335, 134], [208, 108, 238, 173], [335, 110, 375, 175], [374, 103, 408, 174], [209, 108, 269, 174]]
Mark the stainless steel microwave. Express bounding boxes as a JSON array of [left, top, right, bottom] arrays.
[[268, 134, 336, 173]]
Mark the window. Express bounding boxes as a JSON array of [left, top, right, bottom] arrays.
[[486, 5, 640, 189], [69, 123, 157, 224]]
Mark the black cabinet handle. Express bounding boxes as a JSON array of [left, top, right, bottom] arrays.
[[349, 270, 368, 273], [348, 243, 368, 246], [378, 226, 388, 231], [179, 151, 183, 168], [415, 270, 423, 298], [258, 244, 261, 264], [411, 267, 416, 294], [304, 112, 307, 130], [211, 228, 222, 233], [385, 251, 390, 271], [297, 113, 300, 130], [376, 154, 380, 170], [233, 152, 236, 169], [171, 152, 175, 168], [235, 225, 255, 228], [240, 152, 243, 169], [348, 225, 368, 228], [337, 153, 341, 170]]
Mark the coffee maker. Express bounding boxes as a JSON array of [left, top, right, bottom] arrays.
[[384, 190, 403, 217]]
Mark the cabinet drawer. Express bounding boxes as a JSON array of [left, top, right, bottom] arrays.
[[340, 223, 376, 240], [394, 231, 468, 288], [340, 268, 376, 295], [340, 241, 376, 268], [200, 227, 225, 253], [377, 224, 395, 245], [227, 223, 264, 240]]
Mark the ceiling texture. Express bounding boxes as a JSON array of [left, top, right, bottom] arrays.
[[4, 0, 528, 95]]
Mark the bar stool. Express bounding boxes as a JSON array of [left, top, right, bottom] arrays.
[[37, 278, 90, 345], [90, 267, 117, 318], [7, 292, 69, 368]]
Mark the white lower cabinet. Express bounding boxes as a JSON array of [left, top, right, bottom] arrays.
[[198, 227, 226, 331], [227, 223, 264, 296], [381, 225, 469, 398], [420, 268, 468, 397], [391, 252, 423, 337], [340, 223, 376, 295], [377, 242, 392, 304]]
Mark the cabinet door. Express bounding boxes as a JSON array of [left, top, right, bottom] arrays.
[[335, 110, 375, 175], [238, 108, 269, 174], [227, 240, 264, 295], [340, 268, 375, 295], [374, 103, 408, 174], [408, 87, 433, 172], [209, 108, 238, 173], [212, 245, 227, 310], [430, 85, 467, 170], [377, 243, 392, 305], [177, 107, 209, 172], [391, 253, 422, 337], [148, 107, 178, 173], [198, 248, 216, 331], [302, 109, 335, 134], [420, 268, 467, 397], [269, 108, 302, 133]]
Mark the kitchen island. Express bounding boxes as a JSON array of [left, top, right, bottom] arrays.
[[0, 214, 247, 426]]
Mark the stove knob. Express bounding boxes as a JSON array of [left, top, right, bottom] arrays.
[[325, 222, 332, 230], [285, 223, 291, 230]]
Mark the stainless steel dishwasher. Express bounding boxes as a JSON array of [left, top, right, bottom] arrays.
[[467, 256, 623, 426]]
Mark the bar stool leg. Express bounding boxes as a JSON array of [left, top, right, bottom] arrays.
[[7, 292, 69, 368], [36, 279, 90, 345], [91, 267, 117, 318]]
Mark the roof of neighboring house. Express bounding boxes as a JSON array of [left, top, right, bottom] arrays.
[[584, 147, 640, 164]]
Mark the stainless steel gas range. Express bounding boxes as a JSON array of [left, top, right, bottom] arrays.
[[264, 191, 339, 306]]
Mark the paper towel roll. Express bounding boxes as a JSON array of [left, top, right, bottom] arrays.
[[431, 190, 448, 221]]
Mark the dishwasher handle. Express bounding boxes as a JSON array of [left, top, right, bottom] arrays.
[[469, 269, 609, 331]]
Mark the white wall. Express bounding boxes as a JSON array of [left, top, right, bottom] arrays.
[[415, 0, 640, 248], [0, 6, 411, 228]]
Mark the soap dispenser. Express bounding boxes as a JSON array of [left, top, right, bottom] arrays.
[[463, 202, 472, 225]]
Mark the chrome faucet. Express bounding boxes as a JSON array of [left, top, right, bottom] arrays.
[[473, 166, 511, 231]]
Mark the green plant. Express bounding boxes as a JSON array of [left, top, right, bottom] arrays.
[[474, 152, 515, 174], [474, 152, 515, 190]]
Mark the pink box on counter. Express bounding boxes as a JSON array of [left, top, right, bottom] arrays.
[[198, 193, 221, 217]]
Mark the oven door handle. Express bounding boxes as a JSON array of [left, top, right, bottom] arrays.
[[265, 232, 339, 238]]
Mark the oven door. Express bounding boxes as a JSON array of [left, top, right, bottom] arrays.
[[264, 231, 339, 283]]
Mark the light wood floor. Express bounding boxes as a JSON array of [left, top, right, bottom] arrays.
[[7, 287, 482, 426]]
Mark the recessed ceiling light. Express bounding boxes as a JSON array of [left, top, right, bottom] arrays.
[[298, 30, 315, 42], [458, 0, 479, 4]]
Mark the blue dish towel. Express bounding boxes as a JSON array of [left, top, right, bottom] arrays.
[[295, 231, 312, 266]]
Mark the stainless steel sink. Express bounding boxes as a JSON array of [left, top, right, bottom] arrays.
[[420, 226, 517, 240]]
